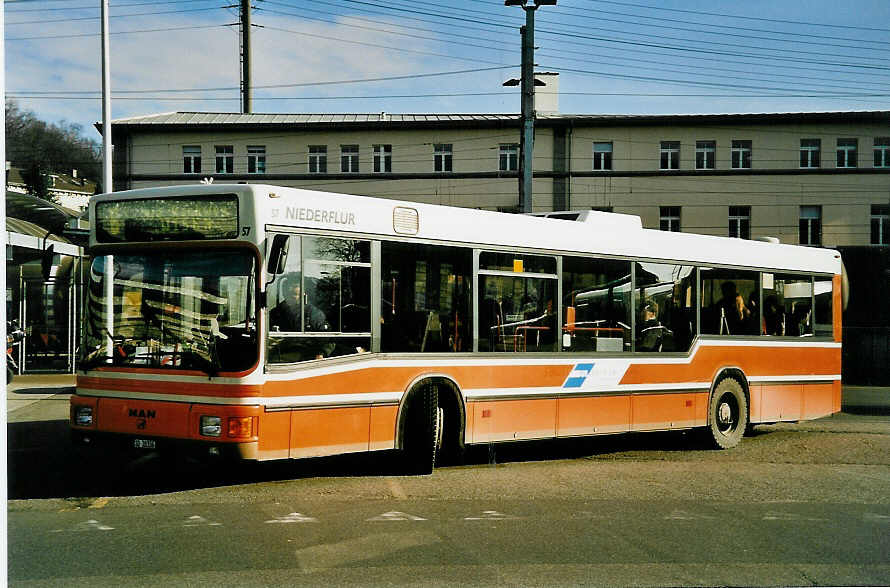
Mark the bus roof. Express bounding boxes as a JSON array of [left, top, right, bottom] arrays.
[[91, 184, 842, 275]]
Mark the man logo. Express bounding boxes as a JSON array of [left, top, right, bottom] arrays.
[[129, 408, 156, 430], [563, 363, 594, 389], [128, 409, 156, 419]]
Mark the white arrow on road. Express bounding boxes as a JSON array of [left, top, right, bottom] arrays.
[[367, 511, 427, 521], [464, 510, 517, 520], [266, 512, 319, 524]]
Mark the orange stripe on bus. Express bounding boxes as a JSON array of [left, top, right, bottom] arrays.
[[263, 364, 572, 397], [77, 376, 263, 398], [620, 346, 840, 386]]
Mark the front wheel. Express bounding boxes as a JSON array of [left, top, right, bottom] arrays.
[[706, 377, 748, 449], [402, 386, 440, 475]]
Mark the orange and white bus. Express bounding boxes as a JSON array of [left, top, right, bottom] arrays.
[[70, 184, 843, 473]]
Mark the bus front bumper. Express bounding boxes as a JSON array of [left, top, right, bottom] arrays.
[[71, 428, 259, 461]]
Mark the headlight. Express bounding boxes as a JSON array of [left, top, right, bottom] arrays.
[[200, 415, 222, 437], [73, 406, 94, 427]]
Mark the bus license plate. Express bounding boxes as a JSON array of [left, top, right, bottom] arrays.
[[133, 439, 156, 450]]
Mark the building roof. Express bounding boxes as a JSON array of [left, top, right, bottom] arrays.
[[102, 110, 890, 133], [5, 216, 70, 243], [5, 191, 81, 236], [7, 167, 97, 196]]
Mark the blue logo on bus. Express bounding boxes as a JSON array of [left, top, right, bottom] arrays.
[[563, 363, 595, 388]]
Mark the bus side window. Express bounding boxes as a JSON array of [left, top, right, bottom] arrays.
[[266, 235, 372, 363], [380, 242, 471, 353], [633, 263, 696, 352], [561, 256, 632, 353], [700, 270, 760, 336]]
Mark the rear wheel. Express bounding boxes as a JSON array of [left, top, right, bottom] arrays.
[[403, 385, 440, 475], [706, 377, 748, 449]]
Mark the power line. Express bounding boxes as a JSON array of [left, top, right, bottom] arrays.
[[7, 5, 226, 25], [583, 0, 890, 33], [6, 24, 225, 41], [546, 6, 890, 52], [6, 0, 221, 12]]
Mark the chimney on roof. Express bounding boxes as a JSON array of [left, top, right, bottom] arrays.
[[534, 72, 559, 115]]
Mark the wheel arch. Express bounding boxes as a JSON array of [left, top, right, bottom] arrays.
[[711, 366, 750, 417], [395, 373, 466, 451]]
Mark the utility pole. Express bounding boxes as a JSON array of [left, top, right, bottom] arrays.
[[240, 0, 252, 114], [101, 0, 114, 358], [101, 0, 112, 192], [519, 19, 534, 214], [505, 0, 555, 214]]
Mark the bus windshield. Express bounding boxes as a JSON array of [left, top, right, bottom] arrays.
[[82, 250, 257, 374]]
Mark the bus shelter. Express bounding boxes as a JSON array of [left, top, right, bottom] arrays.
[[6, 191, 86, 375]]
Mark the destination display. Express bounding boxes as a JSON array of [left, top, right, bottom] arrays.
[[96, 194, 239, 242]]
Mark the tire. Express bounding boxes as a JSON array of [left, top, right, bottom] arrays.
[[403, 385, 440, 475], [706, 377, 748, 449]]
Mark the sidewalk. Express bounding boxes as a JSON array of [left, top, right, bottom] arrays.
[[6, 374, 76, 423]]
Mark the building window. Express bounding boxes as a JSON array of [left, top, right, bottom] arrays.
[[874, 137, 890, 168], [341, 144, 359, 173], [728, 206, 751, 239], [695, 140, 715, 170], [499, 143, 519, 171], [183, 146, 201, 174], [434, 143, 453, 172], [800, 139, 821, 168], [731, 140, 752, 169], [799, 205, 822, 246], [659, 141, 680, 170], [373, 144, 392, 173], [247, 145, 266, 174], [659, 206, 681, 232], [593, 142, 613, 170], [215, 145, 234, 174], [837, 138, 858, 168], [308, 145, 327, 174], [871, 204, 890, 245]]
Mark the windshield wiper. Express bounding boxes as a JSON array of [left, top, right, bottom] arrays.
[[177, 347, 219, 378]]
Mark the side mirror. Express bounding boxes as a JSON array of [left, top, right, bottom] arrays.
[[41, 244, 55, 281], [267, 234, 289, 275]]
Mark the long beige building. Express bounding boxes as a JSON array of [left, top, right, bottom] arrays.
[[106, 109, 890, 248]]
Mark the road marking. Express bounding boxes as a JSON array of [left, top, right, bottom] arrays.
[[367, 511, 427, 521], [665, 510, 716, 520], [51, 519, 114, 533], [763, 511, 826, 521], [265, 512, 318, 524], [295, 531, 440, 572], [572, 511, 612, 519], [183, 515, 222, 527], [464, 510, 517, 521]]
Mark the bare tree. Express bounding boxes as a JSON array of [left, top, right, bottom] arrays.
[[5, 99, 103, 195]]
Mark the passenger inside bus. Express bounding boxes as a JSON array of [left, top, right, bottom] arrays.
[[763, 295, 785, 335], [791, 301, 812, 336], [636, 301, 666, 351], [270, 274, 330, 333], [716, 281, 754, 335]]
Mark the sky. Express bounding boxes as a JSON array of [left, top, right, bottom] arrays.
[[4, 0, 890, 142]]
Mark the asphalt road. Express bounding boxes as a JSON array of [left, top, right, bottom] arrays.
[[7, 378, 890, 586]]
